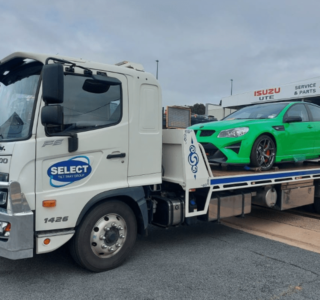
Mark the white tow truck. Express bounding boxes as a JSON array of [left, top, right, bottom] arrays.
[[1, 52, 320, 272]]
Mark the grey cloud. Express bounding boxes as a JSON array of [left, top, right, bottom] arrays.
[[1, 0, 320, 106]]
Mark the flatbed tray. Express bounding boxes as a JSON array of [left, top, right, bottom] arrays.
[[210, 161, 320, 178], [209, 161, 320, 189]]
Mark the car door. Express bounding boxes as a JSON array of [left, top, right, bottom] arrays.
[[282, 103, 315, 157], [306, 103, 320, 154], [35, 70, 129, 232]]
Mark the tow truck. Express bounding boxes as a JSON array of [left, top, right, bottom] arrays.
[[0, 52, 320, 272]]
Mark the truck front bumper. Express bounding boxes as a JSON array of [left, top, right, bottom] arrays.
[[0, 181, 33, 260]]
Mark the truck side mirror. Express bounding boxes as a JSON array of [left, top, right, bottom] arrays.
[[42, 64, 64, 104], [41, 105, 78, 152], [82, 75, 121, 94], [284, 116, 302, 123], [41, 105, 63, 125]]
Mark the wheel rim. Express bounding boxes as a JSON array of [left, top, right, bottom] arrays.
[[256, 138, 275, 169], [90, 213, 127, 258]]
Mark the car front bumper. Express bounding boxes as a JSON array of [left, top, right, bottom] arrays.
[[200, 141, 251, 164], [0, 181, 33, 260]]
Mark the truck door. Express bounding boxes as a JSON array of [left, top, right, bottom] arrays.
[[35, 70, 129, 231]]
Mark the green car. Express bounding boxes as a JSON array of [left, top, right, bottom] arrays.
[[189, 102, 320, 171]]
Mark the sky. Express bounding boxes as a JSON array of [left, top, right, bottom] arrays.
[[1, 0, 320, 107]]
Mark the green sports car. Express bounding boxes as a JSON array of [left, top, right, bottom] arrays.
[[189, 102, 320, 171]]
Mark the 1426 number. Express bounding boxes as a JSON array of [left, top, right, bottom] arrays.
[[44, 216, 69, 223]]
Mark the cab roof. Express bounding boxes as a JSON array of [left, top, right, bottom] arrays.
[[0, 52, 152, 79]]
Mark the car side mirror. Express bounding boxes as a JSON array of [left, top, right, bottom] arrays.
[[42, 64, 64, 104], [284, 116, 302, 123], [41, 105, 63, 125]]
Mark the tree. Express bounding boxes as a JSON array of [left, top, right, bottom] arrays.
[[189, 103, 205, 115]]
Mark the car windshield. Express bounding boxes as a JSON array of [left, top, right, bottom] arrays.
[[224, 103, 288, 120], [0, 60, 42, 141]]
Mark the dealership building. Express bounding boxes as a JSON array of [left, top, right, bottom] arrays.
[[206, 76, 320, 120]]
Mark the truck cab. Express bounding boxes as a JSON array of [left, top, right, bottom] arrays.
[[0, 52, 162, 267]]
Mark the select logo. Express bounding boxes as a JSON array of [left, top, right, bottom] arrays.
[[47, 156, 92, 188]]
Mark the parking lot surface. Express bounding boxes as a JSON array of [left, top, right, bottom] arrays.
[[1, 222, 320, 300]]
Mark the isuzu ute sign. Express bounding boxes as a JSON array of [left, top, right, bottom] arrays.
[[221, 78, 320, 108], [254, 88, 281, 96], [47, 156, 92, 188]]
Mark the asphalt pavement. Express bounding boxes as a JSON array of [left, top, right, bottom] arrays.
[[1, 222, 320, 300]]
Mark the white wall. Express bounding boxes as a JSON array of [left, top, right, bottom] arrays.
[[207, 105, 236, 120]]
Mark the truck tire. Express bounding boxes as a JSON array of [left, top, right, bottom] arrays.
[[69, 200, 137, 272], [250, 135, 276, 171]]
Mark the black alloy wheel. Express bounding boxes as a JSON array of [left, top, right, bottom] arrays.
[[250, 135, 276, 171]]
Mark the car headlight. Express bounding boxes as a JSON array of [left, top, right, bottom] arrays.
[[218, 127, 249, 138]]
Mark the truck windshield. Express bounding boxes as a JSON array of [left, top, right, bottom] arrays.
[[224, 103, 288, 120], [0, 60, 42, 141]]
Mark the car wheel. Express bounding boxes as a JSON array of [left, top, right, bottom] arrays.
[[250, 135, 276, 171], [69, 200, 137, 272]]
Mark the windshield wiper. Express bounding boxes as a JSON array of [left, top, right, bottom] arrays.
[[0, 112, 24, 139], [234, 118, 265, 120]]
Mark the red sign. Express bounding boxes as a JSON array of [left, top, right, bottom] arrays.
[[254, 88, 281, 96]]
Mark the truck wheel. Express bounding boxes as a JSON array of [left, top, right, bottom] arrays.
[[250, 135, 276, 171], [69, 200, 137, 272]]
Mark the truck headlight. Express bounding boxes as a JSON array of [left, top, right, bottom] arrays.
[[0, 191, 7, 206], [0, 222, 10, 238], [218, 127, 249, 138], [0, 173, 9, 182]]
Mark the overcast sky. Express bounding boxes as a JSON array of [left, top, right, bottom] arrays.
[[1, 0, 320, 107]]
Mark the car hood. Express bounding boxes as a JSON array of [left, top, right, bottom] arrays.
[[189, 118, 278, 131]]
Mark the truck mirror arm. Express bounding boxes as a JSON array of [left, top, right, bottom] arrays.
[[41, 105, 78, 152], [44, 127, 78, 152]]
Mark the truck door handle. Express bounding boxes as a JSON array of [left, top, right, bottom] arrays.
[[307, 125, 313, 129], [107, 153, 126, 159]]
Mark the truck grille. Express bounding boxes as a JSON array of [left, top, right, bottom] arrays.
[[0, 173, 9, 182]]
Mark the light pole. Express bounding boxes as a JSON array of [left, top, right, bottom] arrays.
[[156, 60, 159, 79], [230, 79, 233, 95]]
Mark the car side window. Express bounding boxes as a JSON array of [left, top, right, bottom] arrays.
[[307, 104, 320, 121], [285, 104, 309, 122]]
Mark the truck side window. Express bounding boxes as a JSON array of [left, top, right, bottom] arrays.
[[47, 74, 122, 134]]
